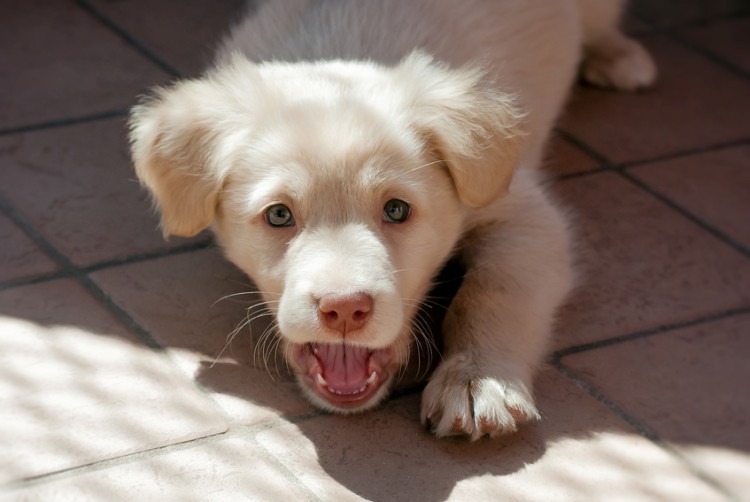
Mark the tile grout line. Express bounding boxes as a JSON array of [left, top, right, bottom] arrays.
[[84, 237, 215, 272], [663, 30, 750, 80], [0, 192, 159, 347], [72, 0, 183, 79], [618, 169, 749, 256], [631, 10, 750, 82], [553, 305, 750, 359], [246, 436, 324, 502], [0, 238, 215, 292], [555, 130, 750, 175], [554, 131, 750, 174], [554, 130, 750, 257], [618, 137, 750, 169], [0, 430, 232, 494], [552, 360, 739, 502], [15, 426, 215, 490], [0, 410, 328, 494], [554, 127, 610, 166], [0, 110, 128, 137], [0, 270, 71, 292], [0, 191, 239, 429]]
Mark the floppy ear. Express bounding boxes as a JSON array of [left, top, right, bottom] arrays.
[[398, 52, 526, 208], [129, 78, 239, 238]]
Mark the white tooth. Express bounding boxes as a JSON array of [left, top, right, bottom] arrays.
[[316, 374, 327, 386], [367, 371, 377, 384]]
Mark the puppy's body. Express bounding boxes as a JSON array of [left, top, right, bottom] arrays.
[[130, 0, 655, 439]]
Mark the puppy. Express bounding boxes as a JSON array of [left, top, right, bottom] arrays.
[[129, 0, 655, 440]]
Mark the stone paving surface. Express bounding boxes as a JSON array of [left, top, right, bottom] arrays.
[[1, 1, 748, 500]]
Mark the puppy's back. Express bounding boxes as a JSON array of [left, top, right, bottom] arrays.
[[218, 0, 582, 168]]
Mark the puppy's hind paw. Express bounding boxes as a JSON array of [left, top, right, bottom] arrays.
[[582, 37, 657, 92], [420, 354, 540, 441]]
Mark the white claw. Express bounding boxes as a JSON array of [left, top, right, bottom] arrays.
[[316, 373, 327, 386], [367, 371, 377, 384]]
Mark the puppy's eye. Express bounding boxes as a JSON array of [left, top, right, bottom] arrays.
[[383, 199, 410, 223], [265, 204, 294, 227]]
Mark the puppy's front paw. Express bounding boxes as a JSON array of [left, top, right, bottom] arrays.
[[582, 37, 657, 91], [420, 353, 540, 441]]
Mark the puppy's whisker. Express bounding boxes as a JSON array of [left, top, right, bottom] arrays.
[[246, 306, 277, 369], [212, 314, 254, 367], [412, 327, 423, 382], [410, 306, 441, 380], [211, 292, 280, 307], [421, 298, 451, 312], [396, 337, 411, 383], [401, 297, 449, 315], [259, 321, 280, 379], [281, 341, 294, 375], [387, 159, 445, 181], [412, 312, 431, 379], [270, 333, 285, 380], [245, 302, 279, 320]]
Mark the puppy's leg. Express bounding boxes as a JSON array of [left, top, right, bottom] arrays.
[[421, 175, 574, 440], [577, 0, 657, 91]]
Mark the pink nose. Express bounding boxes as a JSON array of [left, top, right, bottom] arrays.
[[318, 293, 373, 334]]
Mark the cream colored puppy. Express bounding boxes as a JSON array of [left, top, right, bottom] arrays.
[[130, 0, 655, 440]]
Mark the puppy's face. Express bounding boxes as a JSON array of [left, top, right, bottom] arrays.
[[129, 52, 523, 412], [215, 102, 464, 411]]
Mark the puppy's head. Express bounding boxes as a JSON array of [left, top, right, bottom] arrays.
[[129, 51, 524, 412]]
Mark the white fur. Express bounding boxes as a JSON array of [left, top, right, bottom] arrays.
[[129, 0, 655, 439]]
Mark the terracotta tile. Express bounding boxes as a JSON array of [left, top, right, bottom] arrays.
[[0, 119, 204, 267], [562, 313, 750, 499], [0, 280, 227, 484], [681, 17, 750, 75], [87, 0, 247, 77], [629, 145, 750, 251], [0, 0, 169, 130], [561, 35, 750, 164], [543, 133, 601, 177], [0, 213, 57, 284], [1, 438, 310, 501], [630, 0, 750, 27], [255, 369, 723, 501], [553, 172, 750, 348], [91, 249, 316, 424]]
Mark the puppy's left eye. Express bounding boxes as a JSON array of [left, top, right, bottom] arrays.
[[383, 199, 410, 223], [265, 204, 295, 227]]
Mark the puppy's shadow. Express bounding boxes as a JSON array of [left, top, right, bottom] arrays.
[[194, 259, 559, 500]]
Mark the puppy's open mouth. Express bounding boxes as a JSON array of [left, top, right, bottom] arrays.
[[293, 343, 394, 409]]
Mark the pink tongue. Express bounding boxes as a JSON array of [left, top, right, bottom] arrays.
[[315, 344, 370, 390]]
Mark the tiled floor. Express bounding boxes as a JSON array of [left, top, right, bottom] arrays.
[[1, 1, 748, 500]]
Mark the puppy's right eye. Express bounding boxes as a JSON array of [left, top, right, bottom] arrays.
[[265, 204, 294, 227], [383, 199, 411, 223]]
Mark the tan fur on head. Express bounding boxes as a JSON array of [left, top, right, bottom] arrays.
[[129, 82, 226, 238], [129, 63, 263, 238], [129, 52, 525, 239], [397, 52, 526, 208]]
